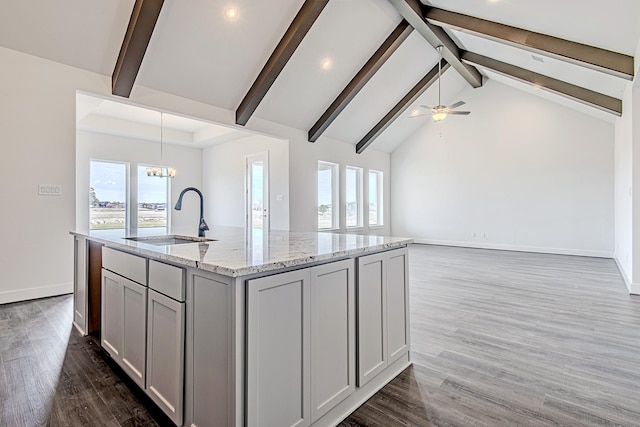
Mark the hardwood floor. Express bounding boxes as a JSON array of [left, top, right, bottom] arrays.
[[2, 244, 640, 426], [341, 245, 640, 427]]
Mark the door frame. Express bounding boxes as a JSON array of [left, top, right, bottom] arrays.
[[245, 151, 270, 233]]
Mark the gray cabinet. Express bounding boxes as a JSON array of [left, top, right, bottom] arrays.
[[247, 259, 356, 427], [101, 269, 123, 358], [310, 259, 355, 422], [146, 289, 185, 426], [101, 268, 148, 389], [247, 268, 311, 427], [385, 249, 410, 363], [73, 236, 88, 335], [356, 248, 409, 386], [121, 278, 147, 388], [101, 248, 148, 389], [185, 272, 231, 427]]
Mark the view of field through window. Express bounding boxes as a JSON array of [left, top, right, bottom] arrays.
[[89, 161, 168, 232], [318, 161, 337, 229]]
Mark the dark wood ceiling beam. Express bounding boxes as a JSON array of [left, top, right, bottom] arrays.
[[426, 7, 634, 80], [356, 60, 449, 154], [461, 51, 622, 116], [309, 20, 414, 142], [235, 0, 329, 126], [386, 0, 482, 88], [112, 0, 164, 98]]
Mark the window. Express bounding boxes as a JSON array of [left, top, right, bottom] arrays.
[[368, 170, 383, 226], [89, 161, 170, 234], [137, 165, 169, 232], [318, 161, 339, 230], [345, 166, 363, 228], [89, 160, 128, 230]]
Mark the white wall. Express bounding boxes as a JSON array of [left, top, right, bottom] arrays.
[[202, 134, 290, 230], [615, 85, 634, 283], [614, 40, 640, 293], [75, 130, 203, 235], [392, 79, 615, 257]]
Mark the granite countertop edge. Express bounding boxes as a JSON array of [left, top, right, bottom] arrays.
[[70, 230, 413, 278]]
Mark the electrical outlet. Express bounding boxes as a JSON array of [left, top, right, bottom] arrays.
[[38, 184, 62, 196]]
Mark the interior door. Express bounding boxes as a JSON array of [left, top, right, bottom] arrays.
[[246, 152, 269, 234]]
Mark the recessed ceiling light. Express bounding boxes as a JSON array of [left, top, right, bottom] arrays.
[[224, 5, 239, 21], [320, 58, 333, 70]]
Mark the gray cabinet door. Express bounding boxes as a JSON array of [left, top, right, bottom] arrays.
[[121, 278, 147, 389], [147, 289, 184, 426], [356, 252, 387, 386], [101, 269, 123, 359], [356, 248, 410, 386], [386, 248, 409, 364], [247, 269, 311, 427], [310, 259, 355, 422], [186, 273, 231, 427], [73, 236, 88, 335]]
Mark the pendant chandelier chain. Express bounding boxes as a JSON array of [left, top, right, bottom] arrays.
[[437, 45, 443, 106]]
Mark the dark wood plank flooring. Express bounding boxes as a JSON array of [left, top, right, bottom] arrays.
[[2, 244, 640, 426]]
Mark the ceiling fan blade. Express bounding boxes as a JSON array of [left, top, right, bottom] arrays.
[[409, 112, 433, 118], [447, 111, 470, 115], [446, 101, 466, 109], [419, 105, 434, 110]]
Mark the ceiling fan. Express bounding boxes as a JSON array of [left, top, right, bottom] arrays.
[[411, 45, 470, 121]]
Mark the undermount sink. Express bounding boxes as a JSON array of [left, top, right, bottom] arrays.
[[124, 235, 216, 246]]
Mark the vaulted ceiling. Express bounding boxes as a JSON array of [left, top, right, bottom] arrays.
[[1, 0, 638, 153]]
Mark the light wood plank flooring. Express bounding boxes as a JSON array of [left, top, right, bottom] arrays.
[[2, 244, 640, 426], [341, 244, 640, 426]]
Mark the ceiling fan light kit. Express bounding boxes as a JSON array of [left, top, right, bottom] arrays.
[[412, 45, 471, 121]]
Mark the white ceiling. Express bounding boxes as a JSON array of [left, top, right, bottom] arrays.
[[76, 93, 252, 148], [1, 0, 638, 153]]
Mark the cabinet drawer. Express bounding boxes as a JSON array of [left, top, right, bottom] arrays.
[[149, 260, 185, 301], [103, 247, 147, 285]]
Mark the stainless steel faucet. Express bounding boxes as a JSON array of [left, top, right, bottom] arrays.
[[174, 187, 209, 237]]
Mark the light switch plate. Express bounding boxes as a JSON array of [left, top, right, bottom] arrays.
[[38, 184, 62, 196]]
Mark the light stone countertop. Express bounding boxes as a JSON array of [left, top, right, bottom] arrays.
[[71, 227, 413, 277]]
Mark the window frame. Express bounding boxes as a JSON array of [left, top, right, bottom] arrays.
[[89, 159, 172, 236], [368, 169, 384, 228], [317, 160, 340, 230], [345, 165, 363, 229], [89, 159, 130, 232], [136, 163, 171, 235]]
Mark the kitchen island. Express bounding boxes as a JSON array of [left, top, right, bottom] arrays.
[[71, 227, 412, 427]]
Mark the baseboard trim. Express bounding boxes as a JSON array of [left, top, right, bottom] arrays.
[[412, 239, 613, 259], [0, 282, 73, 305], [613, 257, 640, 295]]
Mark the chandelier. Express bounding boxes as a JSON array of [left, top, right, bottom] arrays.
[[147, 112, 176, 178]]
